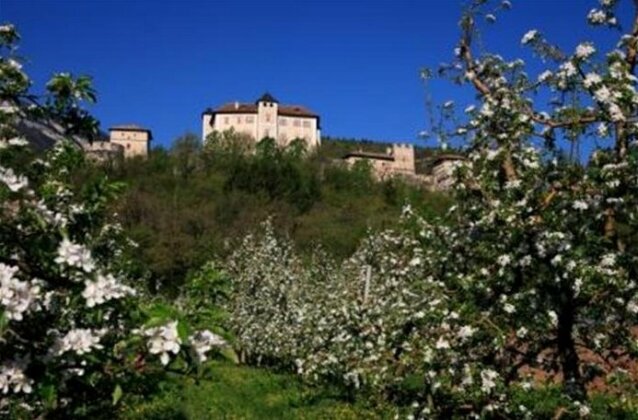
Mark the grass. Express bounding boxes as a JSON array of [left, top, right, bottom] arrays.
[[122, 362, 389, 419]]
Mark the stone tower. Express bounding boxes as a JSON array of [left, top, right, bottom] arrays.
[[109, 125, 152, 158], [256, 92, 279, 141], [392, 144, 415, 174]]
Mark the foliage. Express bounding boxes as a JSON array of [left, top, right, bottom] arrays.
[[104, 130, 448, 294]]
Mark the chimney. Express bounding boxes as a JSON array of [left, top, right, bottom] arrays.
[[234, 101, 239, 110]]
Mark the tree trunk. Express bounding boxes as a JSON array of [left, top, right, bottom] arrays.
[[557, 301, 586, 400]]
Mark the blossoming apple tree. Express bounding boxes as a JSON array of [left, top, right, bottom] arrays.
[[0, 24, 226, 417], [223, 0, 638, 416]]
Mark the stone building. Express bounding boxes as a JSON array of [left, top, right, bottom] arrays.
[[430, 154, 466, 190], [343, 144, 416, 179], [108, 124, 152, 158], [201, 93, 321, 148]]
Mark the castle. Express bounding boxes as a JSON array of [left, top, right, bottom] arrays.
[[107, 124, 152, 158], [201, 93, 321, 148], [83, 124, 152, 160], [343, 144, 416, 180]]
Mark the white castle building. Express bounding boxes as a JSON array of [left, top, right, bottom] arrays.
[[201, 93, 321, 148]]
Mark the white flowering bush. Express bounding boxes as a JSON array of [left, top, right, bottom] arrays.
[[0, 24, 226, 417], [223, 0, 638, 416]]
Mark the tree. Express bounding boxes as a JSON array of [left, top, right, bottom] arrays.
[[221, 1, 638, 416], [416, 0, 638, 414], [0, 24, 225, 417]]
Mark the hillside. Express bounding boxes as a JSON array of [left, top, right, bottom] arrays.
[[96, 134, 451, 293]]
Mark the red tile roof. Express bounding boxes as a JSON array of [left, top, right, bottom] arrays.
[[205, 102, 318, 119]]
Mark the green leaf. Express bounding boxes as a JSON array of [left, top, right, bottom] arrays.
[[219, 347, 239, 364], [39, 384, 57, 410], [112, 384, 123, 406]]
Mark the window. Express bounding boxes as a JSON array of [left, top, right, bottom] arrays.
[[303, 120, 311, 128], [246, 116, 254, 123], [224, 117, 229, 124], [266, 114, 271, 122], [293, 119, 301, 127], [236, 116, 241, 124], [280, 118, 287, 126]]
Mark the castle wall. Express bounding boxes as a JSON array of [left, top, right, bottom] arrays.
[[344, 156, 394, 179], [211, 113, 257, 139], [110, 130, 150, 158], [277, 116, 320, 148]]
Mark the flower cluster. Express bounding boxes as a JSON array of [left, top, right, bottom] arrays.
[[82, 273, 135, 307], [53, 328, 104, 356], [0, 264, 41, 321], [189, 330, 226, 363], [142, 321, 182, 366]]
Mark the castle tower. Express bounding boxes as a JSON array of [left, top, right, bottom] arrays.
[[256, 92, 279, 141], [109, 124, 152, 158], [392, 144, 415, 174]]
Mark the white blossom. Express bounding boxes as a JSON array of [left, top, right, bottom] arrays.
[[583, 73, 602, 88], [0, 264, 41, 321], [497, 254, 511, 267], [435, 337, 450, 350], [516, 327, 528, 338], [480, 369, 499, 393], [559, 61, 577, 77], [55, 238, 95, 273], [143, 321, 181, 365], [0, 166, 28, 192], [503, 303, 516, 314], [0, 358, 32, 394], [457, 325, 476, 341], [82, 273, 135, 308], [55, 329, 103, 356], [188, 330, 226, 362], [538, 70, 552, 83], [593, 85, 612, 103], [575, 43, 595, 59], [521, 30, 538, 45], [587, 9, 606, 24]]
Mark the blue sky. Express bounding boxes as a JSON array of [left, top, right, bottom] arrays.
[[0, 0, 630, 149]]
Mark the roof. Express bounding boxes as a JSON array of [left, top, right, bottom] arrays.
[[431, 153, 466, 166], [109, 124, 153, 140], [202, 94, 321, 127], [205, 102, 318, 118], [343, 151, 395, 162], [256, 92, 278, 104]]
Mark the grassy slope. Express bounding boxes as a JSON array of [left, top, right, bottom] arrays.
[[123, 362, 387, 419]]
